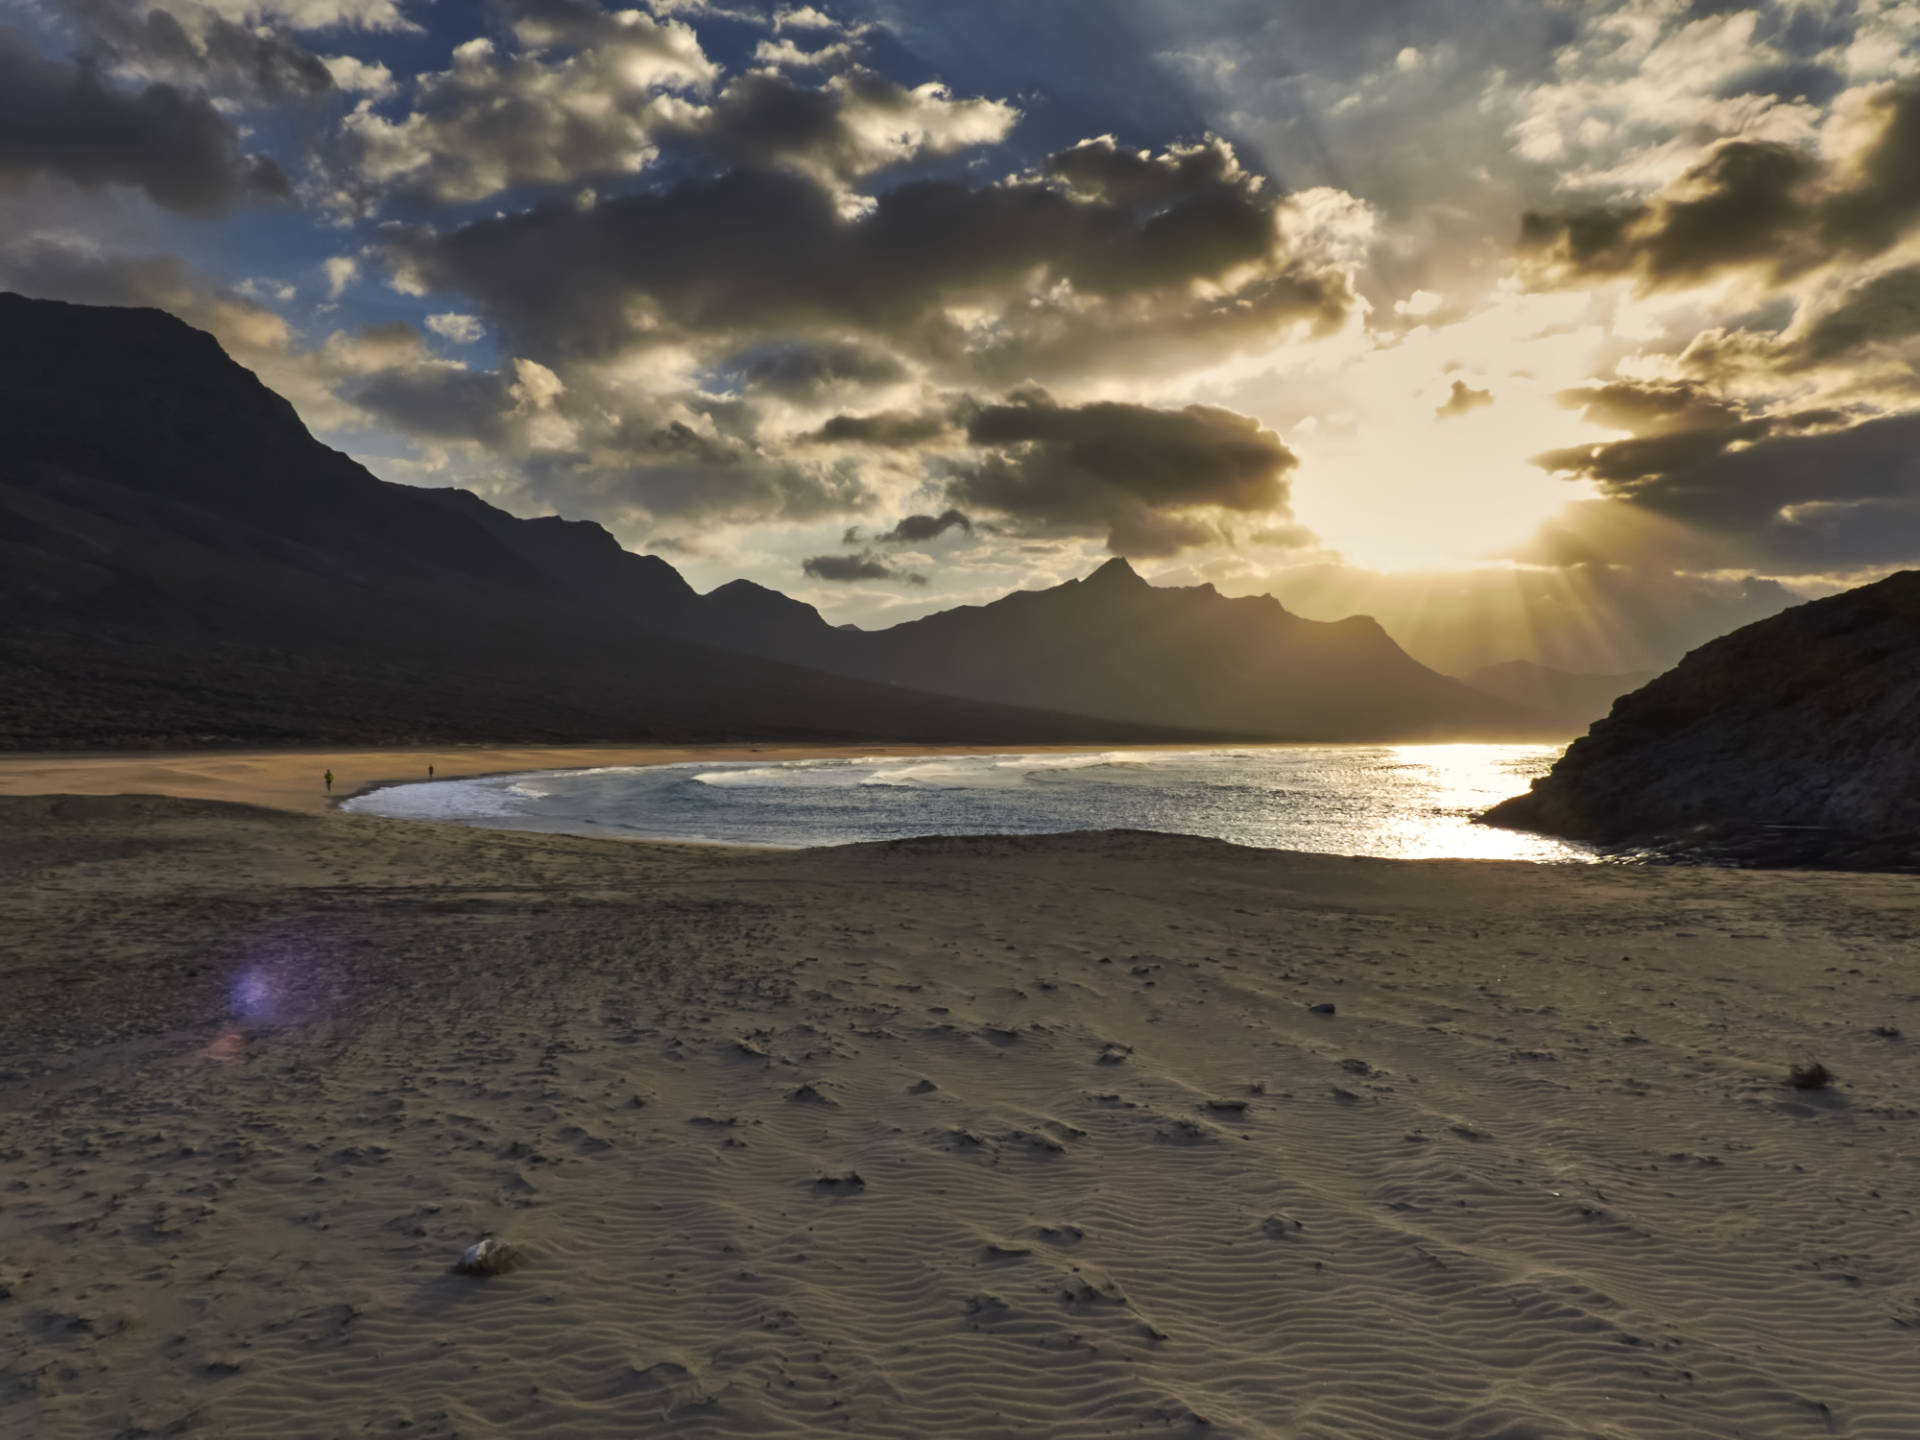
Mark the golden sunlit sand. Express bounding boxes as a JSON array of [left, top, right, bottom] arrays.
[[5, 793, 1918, 1437]]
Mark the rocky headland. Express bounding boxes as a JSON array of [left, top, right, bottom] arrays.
[[1481, 570, 1920, 868]]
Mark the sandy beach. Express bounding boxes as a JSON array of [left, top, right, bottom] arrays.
[[4, 774, 1920, 1437], [0, 744, 1137, 819]]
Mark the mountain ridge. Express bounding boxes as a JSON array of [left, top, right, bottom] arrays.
[[0, 294, 1199, 749], [0, 293, 1547, 747]]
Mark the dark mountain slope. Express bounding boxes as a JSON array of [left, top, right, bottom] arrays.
[[691, 558, 1541, 741], [850, 559, 1539, 738], [0, 295, 1194, 749], [1481, 572, 1920, 859]]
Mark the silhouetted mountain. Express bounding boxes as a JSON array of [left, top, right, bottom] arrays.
[[1482, 572, 1920, 866], [0, 293, 1541, 749], [0, 294, 1188, 749], [714, 558, 1538, 740], [1461, 661, 1652, 735]]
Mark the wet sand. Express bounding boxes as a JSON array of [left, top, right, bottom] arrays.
[[3, 787, 1919, 1437]]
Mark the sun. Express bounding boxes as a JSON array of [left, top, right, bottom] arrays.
[[1287, 398, 1597, 570], [1269, 289, 1612, 570]]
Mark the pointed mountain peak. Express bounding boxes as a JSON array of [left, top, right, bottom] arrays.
[[1083, 556, 1147, 588]]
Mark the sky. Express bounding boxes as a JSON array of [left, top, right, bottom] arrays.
[[6, 0, 1920, 675]]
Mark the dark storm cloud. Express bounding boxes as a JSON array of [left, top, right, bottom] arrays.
[[668, 66, 1015, 189], [347, 360, 521, 446], [388, 138, 1348, 378], [1793, 263, 1920, 365], [947, 392, 1297, 557], [1042, 133, 1252, 207], [1560, 380, 1742, 435], [0, 28, 289, 214], [1519, 86, 1920, 290], [1435, 380, 1491, 420], [875, 508, 972, 543], [802, 549, 926, 584], [731, 340, 909, 398], [1534, 381, 1920, 569], [1819, 86, 1920, 258], [804, 409, 952, 447], [1536, 381, 1845, 488], [69, 0, 335, 104]]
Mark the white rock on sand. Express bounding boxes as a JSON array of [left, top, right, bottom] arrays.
[[2, 789, 1918, 1437]]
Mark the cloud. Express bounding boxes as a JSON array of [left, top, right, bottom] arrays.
[[805, 408, 951, 447], [343, 353, 523, 446], [322, 53, 394, 97], [1041, 132, 1253, 209], [673, 67, 1017, 194], [802, 548, 926, 584], [205, 0, 420, 30], [1529, 379, 1920, 569], [335, 7, 1015, 210], [238, 274, 295, 302], [323, 253, 358, 297], [774, 6, 841, 31], [1791, 262, 1920, 367], [426, 311, 485, 343], [336, 8, 715, 205], [1507, 5, 1830, 192], [950, 391, 1300, 557], [0, 27, 289, 214], [875, 508, 971, 543], [1435, 379, 1491, 419], [387, 135, 1355, 388], [1629, 257, 1920, 400], [730, 339, 908, 398], [752, 36, 856, 70], [1518, 84, 1920, 291], [68, 0, 335, 104], [1534, 381, 1841, 489]]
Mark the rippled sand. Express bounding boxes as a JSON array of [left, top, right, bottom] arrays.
[[4, 793, 1918, 1437]]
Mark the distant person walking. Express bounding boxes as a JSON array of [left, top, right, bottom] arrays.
[[324, 769, 333, 794], [428, 764, 434, 778]]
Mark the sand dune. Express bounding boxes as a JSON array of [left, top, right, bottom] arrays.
[[4, 795, 1919, 1437]]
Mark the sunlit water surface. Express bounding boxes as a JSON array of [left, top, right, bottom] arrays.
[[344, 745, 1592, 863]]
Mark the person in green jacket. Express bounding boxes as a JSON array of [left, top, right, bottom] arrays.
[[324, 769, 333, 793]]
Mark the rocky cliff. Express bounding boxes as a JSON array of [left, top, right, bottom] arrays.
[[1480, 572, 1920, 861]]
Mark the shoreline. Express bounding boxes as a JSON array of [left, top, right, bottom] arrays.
[[330, 743, 1593, 866], [0, 740, 1213, 819], [0, 738, 1558, 822]]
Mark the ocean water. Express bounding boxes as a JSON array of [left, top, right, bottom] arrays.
[[343, 744, 1593, 863]]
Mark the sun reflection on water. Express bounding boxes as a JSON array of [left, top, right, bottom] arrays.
[[347, 744, 1590, 863]]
